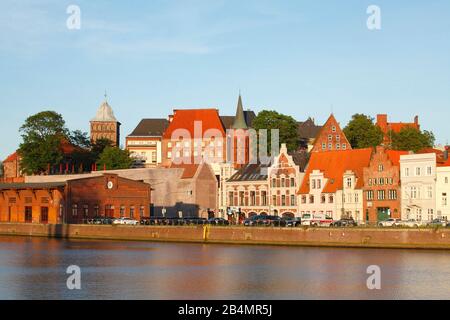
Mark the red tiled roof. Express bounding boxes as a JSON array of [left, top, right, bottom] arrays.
[[3, 152, 18, 163], [170, 163, 199, 179], [384, 122, 418, 134], [163, 109, 226, 139], [438, 158, 450, 167], [386, 150, 409, 167], [298, 148, 372, 194]]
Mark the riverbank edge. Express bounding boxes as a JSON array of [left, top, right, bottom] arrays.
[[1, 223, 450, 250]]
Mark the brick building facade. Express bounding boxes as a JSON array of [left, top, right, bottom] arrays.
[[90, 98, 121, 147], [0, 174, 151, 224], [362, 147, 407, 222], [376, 114, 420, 145], [310, 114, 351, 153]]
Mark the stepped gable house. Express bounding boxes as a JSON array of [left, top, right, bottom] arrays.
[[310, 114, 351, 153], [362, 147, 408, 223]]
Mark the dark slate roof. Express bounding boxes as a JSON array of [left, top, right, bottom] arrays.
[[221, 111, 256, 130], [128, 119, 168, 137], [227, 161, 272, 182], [0, 182, 66, 190], [289, 150, 310, 172], [297, 117, 322, 139]]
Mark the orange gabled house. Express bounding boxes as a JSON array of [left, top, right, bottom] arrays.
[[297, 148, 372, 223], [310, 114, 352, 153], [376, 114, 420, 145]]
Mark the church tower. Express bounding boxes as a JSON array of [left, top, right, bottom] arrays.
[[231, 94, 250, 168], [90, 95, 121, 147]]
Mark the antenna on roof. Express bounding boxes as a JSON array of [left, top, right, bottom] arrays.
[[104, 89, 108, 102]]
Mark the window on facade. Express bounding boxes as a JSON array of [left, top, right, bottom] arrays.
[[427, 186, 433, 199], [167, 142, 172, 148], [411, 187, 418, 199], [388, 189, 397, 200], [342, 143, 347, 150], [328, 135, 332, 142], [281, 178, 285, 188], [167, 151, 172, 159], [140, 206, 145, 217], [332, 126, 336, 132], [151, 152, 157, 163], [302, 195, 307, 204], [291, 195, 295, 206], [272, 178, 276, 188], [428, 209, 434, 221], [328, 143, 332, 150], [416, 167, 421, 176], [321, 195, 326, 203], [377, 190, 386, 200], [272, 195, 277, 206], [41, 197, 49, 204], [346, 178, 352, 188], [130, 206, 135, 218], [405, 168, 410, 177], [329, 195, 334, 203], [445, 177, 449, 184], [336, 135, 340, 142], [378, 164, 384, 172], [83, 205, 89, 217], [322, 143, 326, 150], [25, 207, 32, 223], [309, 195, 314, 204], [311, 179, 316, 189], [94, 205, 99, 216], [355, 193, 359, 203], [239, 192, 245, 206], [120, 206, 125, 217], [368, 178, 372, 186], [367, 190, 374, 201], [290, 178, 295, 187], [250, 191, 256, 206], [282, 195, 286, 206], [72, 204, 78, 216], [228, 192, 234, 206], [379, 178, 384, 185], [317, 179, 321, 189], [261, 191, 267, 206], [443, 193, 447, 206], [427, 166, 432, 175], [336, 143, 340, 150]]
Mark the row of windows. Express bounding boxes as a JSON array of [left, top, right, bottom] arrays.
[[8, 197, 49, 204], [404, 166, 433, 177], [228, 192, 296, 207], [168, 140, 223, 149], [92, 124, 116, 131], [71, 204, 145, 218], [405, 186, 433, 199], [167, 149, 223, 159], [301, 194, 335, 204], [321, 143, 347, 151], [271, 177, 296, 188], [366, 189, 398, 201], [368, 177, 394, 186]]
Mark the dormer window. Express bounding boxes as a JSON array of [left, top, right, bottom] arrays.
[[346, 178, 352, 188], [378, 164, 384, 172]]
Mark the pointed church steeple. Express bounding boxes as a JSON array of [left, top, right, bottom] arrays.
[[232, 94, 247, 129]]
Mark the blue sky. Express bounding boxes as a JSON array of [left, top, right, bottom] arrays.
[[1, 0, 449, 160]]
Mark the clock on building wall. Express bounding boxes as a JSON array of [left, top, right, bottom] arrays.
[[107, 181, 114, 189]]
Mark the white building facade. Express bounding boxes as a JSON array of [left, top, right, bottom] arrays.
[[400, 153, 436, 222], [436, 164, 450, 221]]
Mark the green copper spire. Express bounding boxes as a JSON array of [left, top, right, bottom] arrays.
[[232, 94, 248, 129]]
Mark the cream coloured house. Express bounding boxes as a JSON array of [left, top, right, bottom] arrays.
[[436, 163, 450, 221], [400, 153, 436, 222]]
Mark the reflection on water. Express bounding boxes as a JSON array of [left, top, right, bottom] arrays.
[[0, 235, 449, 300]]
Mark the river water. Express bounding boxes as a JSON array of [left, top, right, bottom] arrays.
[[0, 235, 449, 300]]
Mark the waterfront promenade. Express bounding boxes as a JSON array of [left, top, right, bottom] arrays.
[[1, 223, 450, 250]]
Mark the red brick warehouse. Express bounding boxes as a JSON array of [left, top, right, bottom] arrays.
[[0, 174, 151, 224]]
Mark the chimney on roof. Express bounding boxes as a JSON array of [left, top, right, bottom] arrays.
[[377, 114, 387, 127]]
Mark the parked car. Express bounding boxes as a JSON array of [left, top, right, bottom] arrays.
[[427, 218, 448, 227], [301, 213, 333, 227], [140, 217, 152, 225], [399, 219, 425, 228], [207, 218, 230, 225], [378, 218, 402, 227], [283, 217, 302, 227], [112, 217, 139, 225], [244, 215, 265, 226], [182, 217, 208, 225], [330, 218, 357, 227]]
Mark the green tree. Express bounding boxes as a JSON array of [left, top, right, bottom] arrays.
[[343, 114, 384, 149], [18, 111, 68, 175], [252, 110, 299, 152], [69, 130, 91, 149], [91, 138, 113, 160], [391, 127, 435, 152], [97, 146, 133, 170]]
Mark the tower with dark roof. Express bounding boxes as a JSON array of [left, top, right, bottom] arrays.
[[90, 96, 121, 147], [232, 94, 248, 130], [229, 94, 250, 168]]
